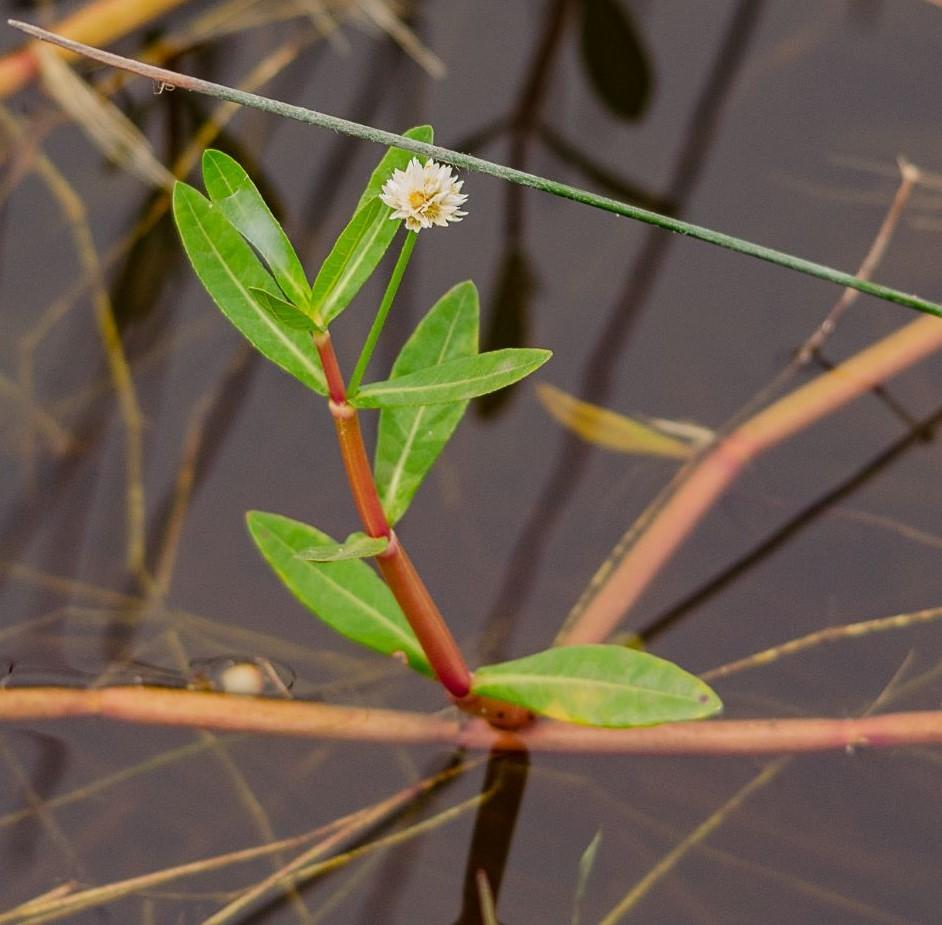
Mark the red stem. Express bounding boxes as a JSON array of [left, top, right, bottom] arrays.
[[313, 333, 472, 699], [4, 688, 942, 755]]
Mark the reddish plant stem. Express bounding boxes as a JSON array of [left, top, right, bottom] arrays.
[[3, 687, 942, 755], [560, 313, 942, 646], [330, 403, 389, 538], [313, 332, 472, 699]]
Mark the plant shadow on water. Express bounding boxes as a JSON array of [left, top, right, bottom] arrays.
[[2, 1, 942, 922]]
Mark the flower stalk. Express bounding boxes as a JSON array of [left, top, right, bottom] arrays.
[[347, 230, 417, 397]]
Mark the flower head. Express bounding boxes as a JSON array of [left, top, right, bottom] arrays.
[[379, 158, 468, 232]]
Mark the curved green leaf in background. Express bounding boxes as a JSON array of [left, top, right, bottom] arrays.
[[472, 644, 722, 727], [172, 182, 327, 394], [374, 281, 479, 524], [246, 511, 431, 677]]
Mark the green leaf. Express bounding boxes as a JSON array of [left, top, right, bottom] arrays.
[[308, 198, 398, 327], [173, 182, 327, 395], [201, 149, 310, 307], [308, 125, 434, 327], [580, 0, 652, 121], [249, 287, 318, 331], [296, 531, 389, 562], [471, 644, 722, 728], [374, 281, 478, 524], [355, 124, 434, 212], [353, 348, 552, 408], [246, 511, 431, 676]]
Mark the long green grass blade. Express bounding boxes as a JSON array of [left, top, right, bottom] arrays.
[[172, 182, 326, 394], [375, 281, 478, 524], [14, 22, 940, 320], [472, 644, 722, 728]]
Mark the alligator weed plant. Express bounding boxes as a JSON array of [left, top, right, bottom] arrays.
[[172, 125, 722, 731]]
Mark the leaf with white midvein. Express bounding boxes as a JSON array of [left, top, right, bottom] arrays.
[[308, 125, 435, 327], [247, 512, 430, 676], [353, 348, 551, 408], [173, 182, 327, 394], [308, 197, 398, 327], [201, 149, 310, 308], [374, 281, 478, 524], [471, 644, 722, 727]]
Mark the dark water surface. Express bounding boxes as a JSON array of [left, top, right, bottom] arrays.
[[1, 1, 942, 922]]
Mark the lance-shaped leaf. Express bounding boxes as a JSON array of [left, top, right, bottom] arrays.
[[308, 125, 434, 327], [308, 198, 395, 327], [353, 348, 552, 408], [173, 183, 327, 394], [202, 149, 310, 308], [296, 532, 389, 562], [355, 124, 434, 212], [247, 512, 431, 676], [375, 281, 478, 524], [471, 644, 722, 728], [249, 287, 318, 332]]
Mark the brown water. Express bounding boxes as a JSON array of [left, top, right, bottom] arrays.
[[2, 1, 942, 922]]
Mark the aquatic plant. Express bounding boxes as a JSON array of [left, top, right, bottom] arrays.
[[171, 132, 721, 730]]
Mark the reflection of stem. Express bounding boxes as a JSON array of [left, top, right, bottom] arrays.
[[2, 759, 476, 924], [313, 332, 472, 698], [453, 751, 529, 925], [5, 686, 942, 754], [642, 399, 942, 642], [560, 313, 942, 645], [485, 0, 765, 656]]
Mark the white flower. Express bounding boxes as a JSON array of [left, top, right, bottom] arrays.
[[379, 158, 468, 232]]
